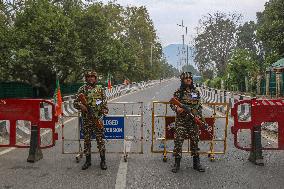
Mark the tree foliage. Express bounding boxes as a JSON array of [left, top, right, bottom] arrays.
[[0, 0, 177, 96], [193, 1, 284, 93], [226, 49, 258, 92], [257, 0, 284, 58], [194, 12, 242, 77], [236, 21, 267, 74]]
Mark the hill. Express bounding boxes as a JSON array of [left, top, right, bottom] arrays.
[[163, 44, 196, 69]]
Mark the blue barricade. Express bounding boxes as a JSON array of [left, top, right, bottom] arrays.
[[79, 116, 124, 139]]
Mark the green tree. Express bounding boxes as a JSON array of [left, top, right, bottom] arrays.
[[226, 49, 258, 92], [194, 12, 242, 78], [124, 6, 162, 81], [0, 2, 12, 81], [257, 0, 284, 58], [236, 21, 266, 74], [237, 21, 258, 52], [12, 0, 82, 96], [0, 0, 177, 97]]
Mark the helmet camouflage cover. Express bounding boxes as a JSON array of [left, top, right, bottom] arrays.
[[84, 70, 97, 77], [180, 72, 192, 80]]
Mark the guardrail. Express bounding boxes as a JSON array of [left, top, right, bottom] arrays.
[[61, 80, 161, 116]]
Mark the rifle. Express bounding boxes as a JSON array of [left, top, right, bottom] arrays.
[[170, 97, 209, 129], [78, 93, 104, 129]]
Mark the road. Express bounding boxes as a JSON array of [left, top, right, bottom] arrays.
[[0, 79, 284, 189]]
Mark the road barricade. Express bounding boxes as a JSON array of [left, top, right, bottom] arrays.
[[231, 99, 284, 165], [0, 99, 58, 162], [151, 101, 229, 162], [61, 102, 143, 162]]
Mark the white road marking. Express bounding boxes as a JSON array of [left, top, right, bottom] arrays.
[[115, 157, 128, 189], [0, 147, 16, 156], [114, 81, 172, 189], [61, 117, 77, 125]]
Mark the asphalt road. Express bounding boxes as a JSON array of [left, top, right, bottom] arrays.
[[0, 79, 284, 189]]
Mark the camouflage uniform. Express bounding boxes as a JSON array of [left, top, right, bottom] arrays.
[[74, 83, 108, 156], [171, 71, 205, 173], [171, 87, 202, 158], [73, 70, 108, 170]]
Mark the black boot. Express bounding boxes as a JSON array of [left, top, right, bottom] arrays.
[[172, 157, 181, 173], [82, 154, 91, 170], [100, 152, 107, 170], [193, 155, 205, 172]]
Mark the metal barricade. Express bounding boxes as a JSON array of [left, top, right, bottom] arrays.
[[0, 99, 58, 148], [231, 99, 284, 151], [61, 102, 143, 162], [151, 101, 229, 162]]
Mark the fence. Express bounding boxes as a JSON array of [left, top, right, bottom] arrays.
[[0, 82, 33, 98]]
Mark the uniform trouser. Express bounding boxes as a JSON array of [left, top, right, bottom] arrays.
[[82, 118, 105, 156], [173, 116, 200, 158]]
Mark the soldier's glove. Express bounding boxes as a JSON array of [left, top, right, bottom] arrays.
[[102, 108, 109, 115]]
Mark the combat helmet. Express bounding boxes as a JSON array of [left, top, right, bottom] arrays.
[[180, 72, 192, 80], [84, 70, 97, 78]]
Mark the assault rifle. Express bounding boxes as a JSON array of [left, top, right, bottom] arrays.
[[78, 93, 104, 129], [170, 97, 209, 129]]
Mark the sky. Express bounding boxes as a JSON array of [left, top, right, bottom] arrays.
[[101, 0, 269, 47]]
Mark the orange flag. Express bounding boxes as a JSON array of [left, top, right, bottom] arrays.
[[53, 79, 62, 116], [107, 73, 112, 89]]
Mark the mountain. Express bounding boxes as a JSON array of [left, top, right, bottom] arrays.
[[163, 44, 196, 69]]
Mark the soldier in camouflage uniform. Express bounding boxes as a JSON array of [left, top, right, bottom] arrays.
[[74, 70, 108, 170], [171, 72, 205, 173]]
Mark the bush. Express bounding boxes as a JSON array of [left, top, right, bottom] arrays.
[[204, 79, 211, 87], [210, 77, 222, 89]]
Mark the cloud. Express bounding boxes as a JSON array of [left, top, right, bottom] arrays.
[[101, 0, 269, 46]]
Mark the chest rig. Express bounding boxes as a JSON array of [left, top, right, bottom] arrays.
[[179, 88, 200, 109], [84, 84, 103, 111]]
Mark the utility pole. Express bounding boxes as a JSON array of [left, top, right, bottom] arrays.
[[177, 20, 189, 71], [185, 26, 189, 70], [177, 47, 182, 71], [150, 43, 153, 67]]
